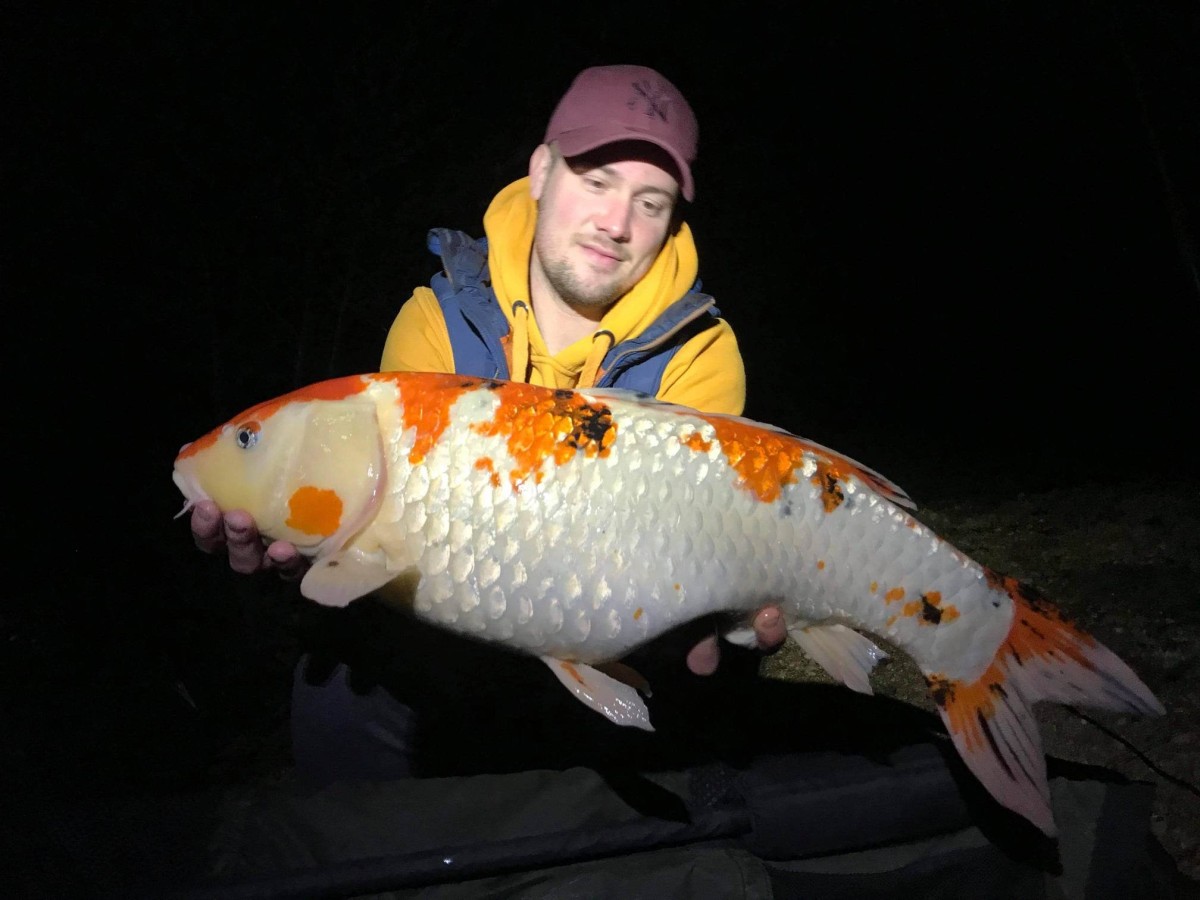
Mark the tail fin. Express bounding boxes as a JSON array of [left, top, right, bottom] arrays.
[[923, 573, 1164, 835]]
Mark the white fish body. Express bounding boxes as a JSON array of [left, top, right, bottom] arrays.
[[173, 372, 1164, 835]]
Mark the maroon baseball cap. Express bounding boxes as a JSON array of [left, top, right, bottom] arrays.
[[544, 65, 699, 201]]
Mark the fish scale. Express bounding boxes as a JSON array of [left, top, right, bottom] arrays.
[[403, 395, 786, 659], [173, 370, 1164, 836]]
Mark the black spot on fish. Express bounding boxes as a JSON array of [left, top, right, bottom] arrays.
[[823, 472, 844, 504], [926, 675, 954, 708], [567, 403, 614, 450], [920, 596, 943, 624]]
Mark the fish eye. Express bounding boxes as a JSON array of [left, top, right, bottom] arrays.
[[235, 421, 261, 449]]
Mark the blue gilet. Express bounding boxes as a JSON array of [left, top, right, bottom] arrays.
[[426, 228, 722, 392]]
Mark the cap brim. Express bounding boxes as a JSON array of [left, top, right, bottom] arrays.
[[552, 126, 695, 202]]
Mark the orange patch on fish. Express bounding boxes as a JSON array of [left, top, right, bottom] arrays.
[[701, 417, 806, 503], [633, 608, 644, 620], [699, 419, 915, 511], [290, 374, 374, 403], [286, 485, 343, 537], [928, 574, 1099, 754], [884, 585, 907, 629], [681, 431, 712, 453], [176, 430, 221, 458], [387, 372, 476, 464], [474, 456, 501, 488], [925, 671, 1005, 754], [687, 416, 903, 509], [992, 570, 1099, 660], [472, 383, 615, 487]]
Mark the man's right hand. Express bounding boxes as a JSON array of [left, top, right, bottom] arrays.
[[190, 499, 306, 579]]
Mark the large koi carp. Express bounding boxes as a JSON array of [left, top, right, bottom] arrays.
[[173, 372, 1164, 835]]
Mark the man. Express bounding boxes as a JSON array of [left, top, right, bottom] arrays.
[[191, 65, 785, 781]]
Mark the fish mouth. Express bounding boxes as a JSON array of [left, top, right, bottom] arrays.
[[172, 467, 211, 519]]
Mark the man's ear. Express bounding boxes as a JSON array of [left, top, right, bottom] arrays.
[[528, 144, 553, 200]]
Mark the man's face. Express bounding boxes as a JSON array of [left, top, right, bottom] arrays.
[[529, 142, 680, 314]]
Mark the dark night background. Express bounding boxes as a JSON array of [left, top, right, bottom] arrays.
[[4, 0, 1199, 888]]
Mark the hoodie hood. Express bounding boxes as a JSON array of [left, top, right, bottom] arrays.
[[483, 177, 701, 384]]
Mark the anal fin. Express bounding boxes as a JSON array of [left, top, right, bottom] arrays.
[[788, 623, 889, 694]]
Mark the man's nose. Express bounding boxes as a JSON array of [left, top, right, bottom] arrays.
[[593, 198, 632, 241]]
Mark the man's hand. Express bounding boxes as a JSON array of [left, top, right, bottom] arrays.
[[190, 500, 306, 579], [686, 606, 786, 676]]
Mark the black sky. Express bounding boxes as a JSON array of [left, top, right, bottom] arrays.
[[8, 2, 1199, 540]]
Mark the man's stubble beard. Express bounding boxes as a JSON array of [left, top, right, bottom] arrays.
[[539, 253, 625, 313]]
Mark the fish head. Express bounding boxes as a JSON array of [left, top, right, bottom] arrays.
[[173, 391, 386, 558]]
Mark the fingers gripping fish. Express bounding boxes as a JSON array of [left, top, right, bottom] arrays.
[[172, 372, 1164, 835]]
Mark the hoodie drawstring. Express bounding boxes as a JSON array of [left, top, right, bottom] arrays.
[[510, 301, 530, 383], [579, 330, 614, 389], [510, 304, 613, 389]]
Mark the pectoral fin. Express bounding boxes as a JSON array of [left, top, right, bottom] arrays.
[[300, 548, 401, 607], [788, 623, 889, 694], [542, 657, 654, 731]]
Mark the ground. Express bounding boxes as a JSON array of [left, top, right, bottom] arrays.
[[4, 477, 1198, 890]]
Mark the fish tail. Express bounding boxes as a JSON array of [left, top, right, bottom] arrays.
[[923, 574, 1164, 835]]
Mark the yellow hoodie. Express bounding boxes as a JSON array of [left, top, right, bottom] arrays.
[[380, 178, 746, 416]]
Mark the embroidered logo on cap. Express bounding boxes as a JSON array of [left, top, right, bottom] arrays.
[[628, 79, 672, 123]]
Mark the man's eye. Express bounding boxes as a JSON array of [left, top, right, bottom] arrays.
[[638, 199, 665, 217]]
